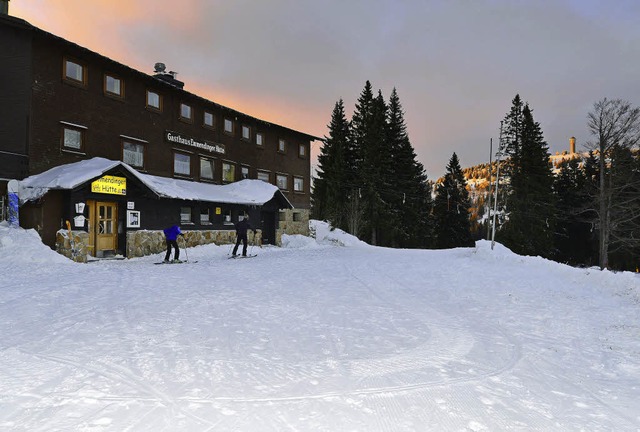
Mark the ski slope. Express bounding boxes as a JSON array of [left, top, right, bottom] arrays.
[[0, 221, 638, 431]]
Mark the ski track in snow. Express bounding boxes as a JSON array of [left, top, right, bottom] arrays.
[[1, 235, 639, 431]]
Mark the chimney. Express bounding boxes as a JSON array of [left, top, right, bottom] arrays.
[[152, 62, 184, 89], [569, 136, 576, 154], [1, 0, 9, 15]]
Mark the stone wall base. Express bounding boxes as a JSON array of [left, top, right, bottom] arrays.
[[55, 229, 89, 263], [54, 209, 310, 261]]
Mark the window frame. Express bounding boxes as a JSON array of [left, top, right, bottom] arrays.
[[122, 140, 145, 169], [146, 90, 162, 112], [223, 209, 233, 225], [104, 74, 124, 98], [173, 152, 192, 177], [298, 143, 306, 158], [179, 103, 193, 123], [222, 161, 236, 183], [203, 111, 214, 129], [276, 173, 289, 190], [241, 165, 250, 179], [60, 123, 86, 153], [63, 57, 87, 86], [199, 156, 216, 181], [224, 118, 234, 134], [200, 207, 212, 225], [257, 170, 270, 183], [278, 138, 287, 153], [293, 176, 304, 193], [180, 206, 194, 224], [256, 132, 264, 147], [241, 125, 251, 141]]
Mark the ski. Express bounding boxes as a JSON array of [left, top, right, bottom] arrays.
[[154, 260, 198, 265], [228, 254, 257, 259]]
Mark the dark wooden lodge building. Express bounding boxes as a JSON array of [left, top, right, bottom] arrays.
[[0, 4, 318, 260]]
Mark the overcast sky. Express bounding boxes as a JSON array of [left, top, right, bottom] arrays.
[[11, 0, 640, 178]]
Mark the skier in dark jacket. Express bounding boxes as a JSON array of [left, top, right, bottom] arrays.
[[232, 215, 256, 257], [163, 225, 184, 263]]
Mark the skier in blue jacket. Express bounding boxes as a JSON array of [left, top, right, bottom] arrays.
[[163, 225, 184, 263]]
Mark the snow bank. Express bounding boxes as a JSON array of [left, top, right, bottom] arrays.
[[309, 220, 370, 248], [474, 239, 639, 302], [0, 222, 71, 265]]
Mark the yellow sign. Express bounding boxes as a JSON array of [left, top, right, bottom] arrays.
[[216, 207, 221, 215], [91, 175, 127, 195]]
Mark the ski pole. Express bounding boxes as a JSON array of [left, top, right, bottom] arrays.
[[181, 235, 189, 262], [248, 232, 256, 256], [228, 234, 236, 255]]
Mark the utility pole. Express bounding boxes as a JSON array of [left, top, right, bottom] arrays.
[[486, 138, 493, 240]]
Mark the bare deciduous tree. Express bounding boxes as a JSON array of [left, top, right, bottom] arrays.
[[586, 98, 640, 269]]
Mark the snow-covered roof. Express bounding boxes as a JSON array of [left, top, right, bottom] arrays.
[[17, 157, 293, 208]]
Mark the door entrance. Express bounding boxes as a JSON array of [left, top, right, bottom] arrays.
[[90, 201, 118, 257], [260, 211, 276, 245]]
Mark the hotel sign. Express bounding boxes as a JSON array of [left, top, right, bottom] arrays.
[[165, 130, 225, 154], [91, 175, 127, 195]]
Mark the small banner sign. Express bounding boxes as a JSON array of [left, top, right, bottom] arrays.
[[91, 175, 127, 195]]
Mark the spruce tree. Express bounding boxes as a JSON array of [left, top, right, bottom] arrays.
[[497, 103, 555, 257], [553, 157, 595, 265], [350, 82, 394, 245], [311, 99, 351, 231], [433, 153, 473, 248], [386, 88, 433, 247], [347, 81, 374, 237]]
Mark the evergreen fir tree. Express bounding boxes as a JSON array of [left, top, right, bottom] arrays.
[[311, 99, 351, 231], [497, 103, 555, 257], [386, 88, 432, 247], [350, 82, 394, 245], [553, 157, 596, 266], [346, 81, 374, 237], [433, 153, 473, 248], [364, 90, 394, 245], [500, 94, 525, 179]]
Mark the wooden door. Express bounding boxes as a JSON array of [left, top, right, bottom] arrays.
[[96, 201, 117, 253]]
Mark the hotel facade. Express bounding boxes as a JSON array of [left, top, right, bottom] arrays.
[[0, 7, 319, 260]]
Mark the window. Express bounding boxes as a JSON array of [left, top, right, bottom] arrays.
[[299, 144, 306, 158], [278, 139, 286, 153], [241, 166, 249, 179], [63, 58, 86, 85], [294, 176, 304, 192], [180, 207, 193, 224], [200, 207, 211, 224], [276, 174, 288, 190], [200, 157, 215, 180], [204, 112, 214, 128], [180, 103, 193, 122], [279, 210, 287, 222], [293, 212, 303, 222], [123, 141, 144, 168], [222, 162, 235, 183], [104, 74, 123, 97], [174, 153, 191, 176], [242, 125, 250, 141], [146, 90, 162, 111], [223, 209, 233, 225], [256, 132, 264, 146], [61, 126, 84, 151], [257, 171, 270, 182], [224, 118, 233, 134]]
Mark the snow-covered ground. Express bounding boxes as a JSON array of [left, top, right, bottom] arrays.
[[0, 220, 639, 431]]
